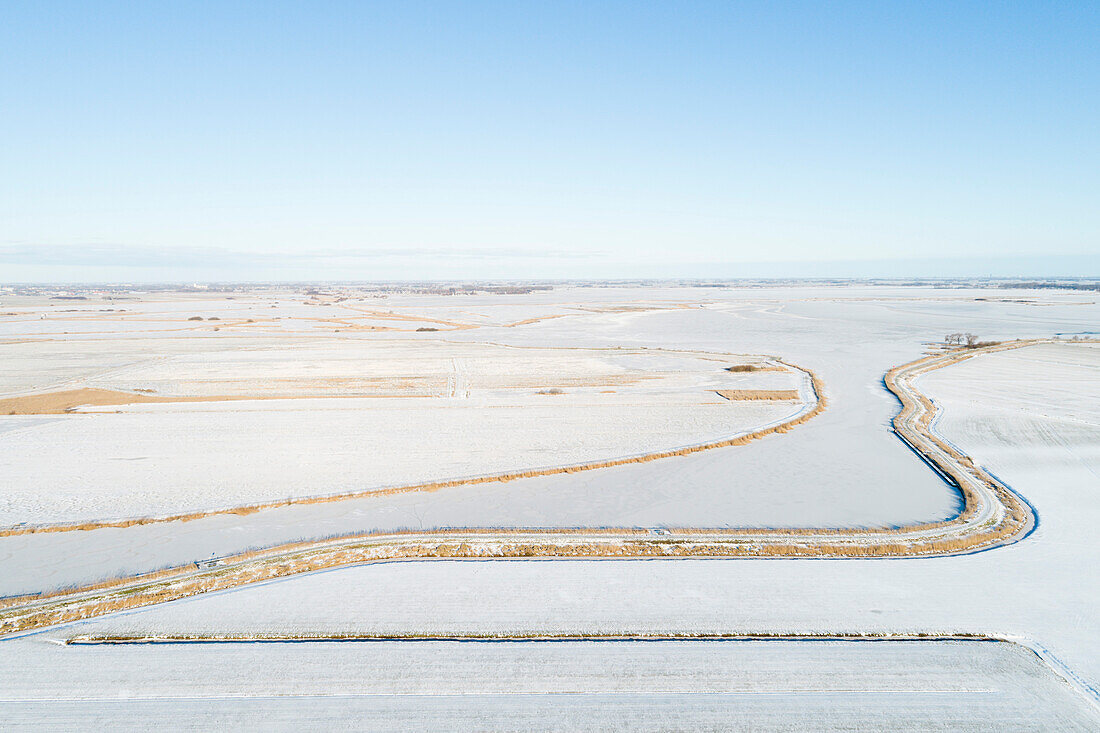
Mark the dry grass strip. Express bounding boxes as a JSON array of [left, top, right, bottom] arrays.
[[715, 389, 801, 401], [64, 632, 1003, 644], [503, 314, 571, 327], [337, 307, 479, 330]]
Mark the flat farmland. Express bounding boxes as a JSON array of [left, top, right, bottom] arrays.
[[2, 638, 1095, 731], [2, 284, 1099, 727], [1, 338, 807, 527]]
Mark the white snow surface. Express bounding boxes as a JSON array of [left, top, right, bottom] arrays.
[[51, 340, 1100, 704], [1, 638, 1094, 731], [2, 286, 1098, 593], [0, 342, 802, 525]]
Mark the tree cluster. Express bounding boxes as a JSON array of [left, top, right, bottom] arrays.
[[944, 332, 979, 347]]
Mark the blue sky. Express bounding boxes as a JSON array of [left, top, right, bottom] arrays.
[[2, 1, 1097, 281]]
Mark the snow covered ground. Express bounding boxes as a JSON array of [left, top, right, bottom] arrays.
[[0, 340, 803, 526], [28, 338, 1098, 714], [3, 286, 1100, 725], [1, 285, 1097, 593], [1, 638, 1094, 730]]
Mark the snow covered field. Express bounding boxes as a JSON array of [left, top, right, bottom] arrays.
[[918, 342, 1100, 461], [0, 285, 1097, 593], [0, 339, 805, 526], [1, 638, 1094, 730], [3, 285, 1100, 726], [26, 337, 1097, 714]]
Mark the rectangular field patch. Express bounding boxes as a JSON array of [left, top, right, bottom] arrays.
[[715, 389, 801, 401]]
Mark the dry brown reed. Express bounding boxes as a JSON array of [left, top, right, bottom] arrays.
[[715, 389, 801, 401]]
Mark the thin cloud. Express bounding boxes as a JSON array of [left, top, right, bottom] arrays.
[[0, 244, 603, 268]]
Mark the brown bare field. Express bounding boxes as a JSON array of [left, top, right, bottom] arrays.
[[0, 388, 233, 415], [715, 389, 801, 401], [0, 386, 470, 416], [0, 387, 417, 415], [724, 364, 786, 373]]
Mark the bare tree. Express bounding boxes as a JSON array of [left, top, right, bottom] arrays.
[[945, 333, 964, 346]]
